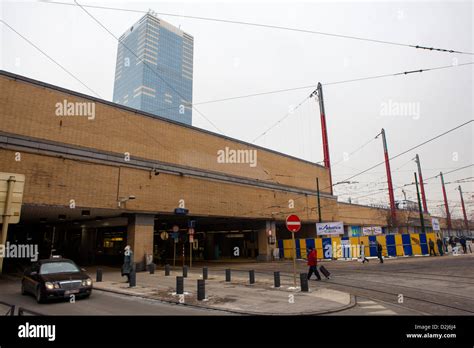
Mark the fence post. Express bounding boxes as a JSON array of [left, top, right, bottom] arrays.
[[274, 271, 281, 288], [249, 270, 255, 284], [176, 276, 184, 295], [300, 273, 308, 292], [197, 279, 205, 301]]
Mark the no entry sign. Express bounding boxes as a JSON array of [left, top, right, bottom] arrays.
[[286, 214, 301, 233]]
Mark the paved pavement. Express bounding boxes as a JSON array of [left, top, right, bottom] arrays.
[[91, 266, 354, 315]]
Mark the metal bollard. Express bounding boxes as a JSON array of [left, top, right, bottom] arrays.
[[183, 266, 188, 278], [300, 273, 309, 292], [249, 270, 255, 284], [176, 276, 184, 295], [225, 269, 231, 282], [203, 267, 208, 280], [96, 268, 102, 282], [129, 269, 136, 288], [274, 271, 280, 288], [165, 264, 170, 276], [148, 263, 155, 274], [197, 279, 205, 301]]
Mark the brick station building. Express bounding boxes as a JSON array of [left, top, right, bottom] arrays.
[[0, 71, 471, 271]]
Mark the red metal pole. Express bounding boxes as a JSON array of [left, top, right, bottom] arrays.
[[458, 185, 469, 230], [380, 129, 396, 224], [316, 83, 333, 195], [415, 154, 428, 213], [440, 172, 452, 231]]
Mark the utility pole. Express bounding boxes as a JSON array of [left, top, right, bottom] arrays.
[[458, 185, 469, 231], [414, 154, 428, 213], [0, 176, 16, 274], [414, 172, 426, 234], [316, 177, 322, 223], [379, 129, 397, 226], [440, 172, 452, 232], [312, 83, 333, 195]]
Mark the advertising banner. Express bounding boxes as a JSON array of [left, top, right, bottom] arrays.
[[316, 222, 344, 235], [362, 226, 383, 235]]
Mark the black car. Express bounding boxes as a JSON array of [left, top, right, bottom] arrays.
[[21, 257, 93, 303]]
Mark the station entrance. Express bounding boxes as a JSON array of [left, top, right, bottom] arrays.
[[2, 205, 271, 272]]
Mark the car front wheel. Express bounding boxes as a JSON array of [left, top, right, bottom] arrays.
[[35, 286, 45, 304]]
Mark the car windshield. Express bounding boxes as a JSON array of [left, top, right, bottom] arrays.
[[40, 262, 80, 275]]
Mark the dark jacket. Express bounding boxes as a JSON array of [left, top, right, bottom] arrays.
[[377, 243, 383, 253], [122, 251, 134, 275]]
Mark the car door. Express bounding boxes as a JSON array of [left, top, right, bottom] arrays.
[[24, 264, 39, 292]]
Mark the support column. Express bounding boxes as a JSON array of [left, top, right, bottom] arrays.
[[79, 227, 96, 266], [127, 214, 154, 271], [257, 221, 276, 261]]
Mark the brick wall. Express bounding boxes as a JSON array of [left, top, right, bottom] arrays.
[[0, 74, 330, 194], [0, 150, 338, 221]]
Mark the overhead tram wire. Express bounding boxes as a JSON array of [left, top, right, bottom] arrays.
[[132, 61, 474, 118], [72, 0, 224, 135], [332, 136, 378, 167], [347, 164, 474, 201], [320, 120, 474, 193], [249, 62, 473, 146], [240, 121, 472, 218], [0, 19, 180, 157], [42, 1, 474, 55], [251, 96, 310, 143], [0, 19, 101, 98]]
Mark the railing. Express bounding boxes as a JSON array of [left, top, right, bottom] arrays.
[[17, 307, 45, 316], [0, 300, 15, 316]]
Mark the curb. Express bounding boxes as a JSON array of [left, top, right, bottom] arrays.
[[94, 284, 355, 316]]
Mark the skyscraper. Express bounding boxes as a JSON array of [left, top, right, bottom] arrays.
[[113, 12, 193, 125]]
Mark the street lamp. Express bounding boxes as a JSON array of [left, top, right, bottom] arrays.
[[117, 195, 136, 208]]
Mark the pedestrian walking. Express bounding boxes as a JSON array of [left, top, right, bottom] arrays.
[[306, 247, 321, 281], [159, 248, 168, 266], [428, 239, 437, 256], [359, 241, 369, 263], [121, 245, 134, 283], [436, 238, 444, 256], [376, 242, 384, 263], [459, 237, 467, 254], [449, 237, 456, 252], [443, 238, 449, 253]]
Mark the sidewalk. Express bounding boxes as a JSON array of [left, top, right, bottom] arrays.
[[90, 266, 354, 315]]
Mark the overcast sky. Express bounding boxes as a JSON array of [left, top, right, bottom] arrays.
[[1, 0, 473, 219]]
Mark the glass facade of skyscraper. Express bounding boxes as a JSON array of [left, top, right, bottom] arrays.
[[113, 13, 193, 125]]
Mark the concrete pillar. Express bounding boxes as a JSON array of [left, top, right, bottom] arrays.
[[127, 214, 154, 271], [257, 221, 276, 261]]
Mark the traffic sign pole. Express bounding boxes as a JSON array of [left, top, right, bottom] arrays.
[[286, 214, 301, 289], [292, 231, 296, 287], [173, 241, 176, 266]]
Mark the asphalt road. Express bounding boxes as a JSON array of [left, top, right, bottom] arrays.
[[0, 277, 230, 315]]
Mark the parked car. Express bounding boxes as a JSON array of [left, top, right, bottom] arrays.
[[21, 257, 92, 303]]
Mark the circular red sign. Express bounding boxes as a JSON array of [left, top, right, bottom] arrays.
[[286, 214, 301, 232]]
